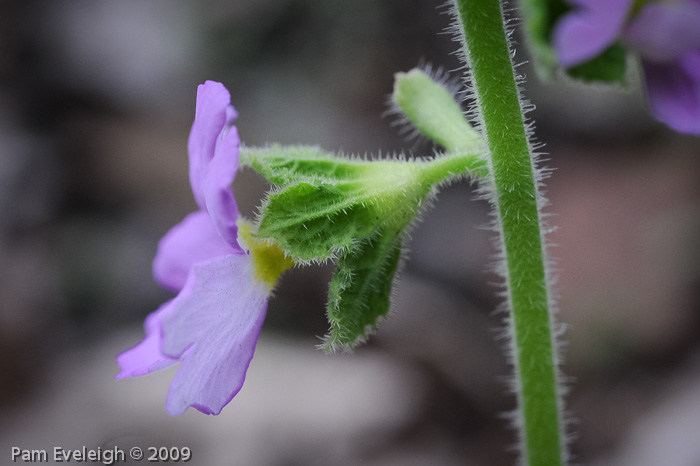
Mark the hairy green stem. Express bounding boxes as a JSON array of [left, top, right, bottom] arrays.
[[420, 151, 488, 186], [452, 0, 565, 465]]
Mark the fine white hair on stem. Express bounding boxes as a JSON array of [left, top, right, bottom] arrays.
[[445, 0, 572, 463]]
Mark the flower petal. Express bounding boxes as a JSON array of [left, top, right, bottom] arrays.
[[188, 81, 232, 210], [682, 49, 700, 82], [226, 105, 238, 125], [624, 2, 700, 62], [643, 55, 700, 135], [115, 302, 177, 379], [204, 124, 241, 248], [159, 254, 270, 416], [153, 210, 241, 293], [554, 0, 633, 67]]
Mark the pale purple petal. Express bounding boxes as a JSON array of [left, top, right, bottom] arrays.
[[643, 56, 700, 134], [153, 210, 241, 293], [160, 254, 270, 416], [624, 2, 700, 62], [226, 105, 238, 125], [188, 81, 232, 210], [554, 0, 633, 67], [682, 50, 700, 81], [204, 125, 241, 248], [115, 303, 177, 379]]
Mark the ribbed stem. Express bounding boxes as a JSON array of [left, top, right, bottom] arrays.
[[451, 0, 565, 465]]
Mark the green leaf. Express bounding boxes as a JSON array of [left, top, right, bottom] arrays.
[[566, 43, 627, 84], [325, 229, 403, 352], [392, 69, 481, 151]]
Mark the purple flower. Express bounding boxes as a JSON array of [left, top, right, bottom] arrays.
[[116, 81, 287, 416], [554, 0, 700, 134]]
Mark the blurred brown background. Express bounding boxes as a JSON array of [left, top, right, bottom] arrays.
[[1, 1, 700, 465]]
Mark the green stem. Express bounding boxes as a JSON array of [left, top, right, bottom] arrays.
[[451, 1, 565, 465], [420, 151, 489, 186]]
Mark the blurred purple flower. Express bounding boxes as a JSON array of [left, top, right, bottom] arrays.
[[554, 0, 700, 134], [116, 81, 272, 416]]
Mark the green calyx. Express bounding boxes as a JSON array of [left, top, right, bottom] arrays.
[[242, 145, 483, 263], [253, 157, 421, 262], [241, 144, 484, 349]]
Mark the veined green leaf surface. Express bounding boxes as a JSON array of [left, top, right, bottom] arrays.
[[255, 163, 425, 261], [242, 145, 367, 186], [245, 145, 482, 262], [325, 229, 403, 351]]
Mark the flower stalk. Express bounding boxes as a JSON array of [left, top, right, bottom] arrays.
[[451, 0, 566, 465]]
